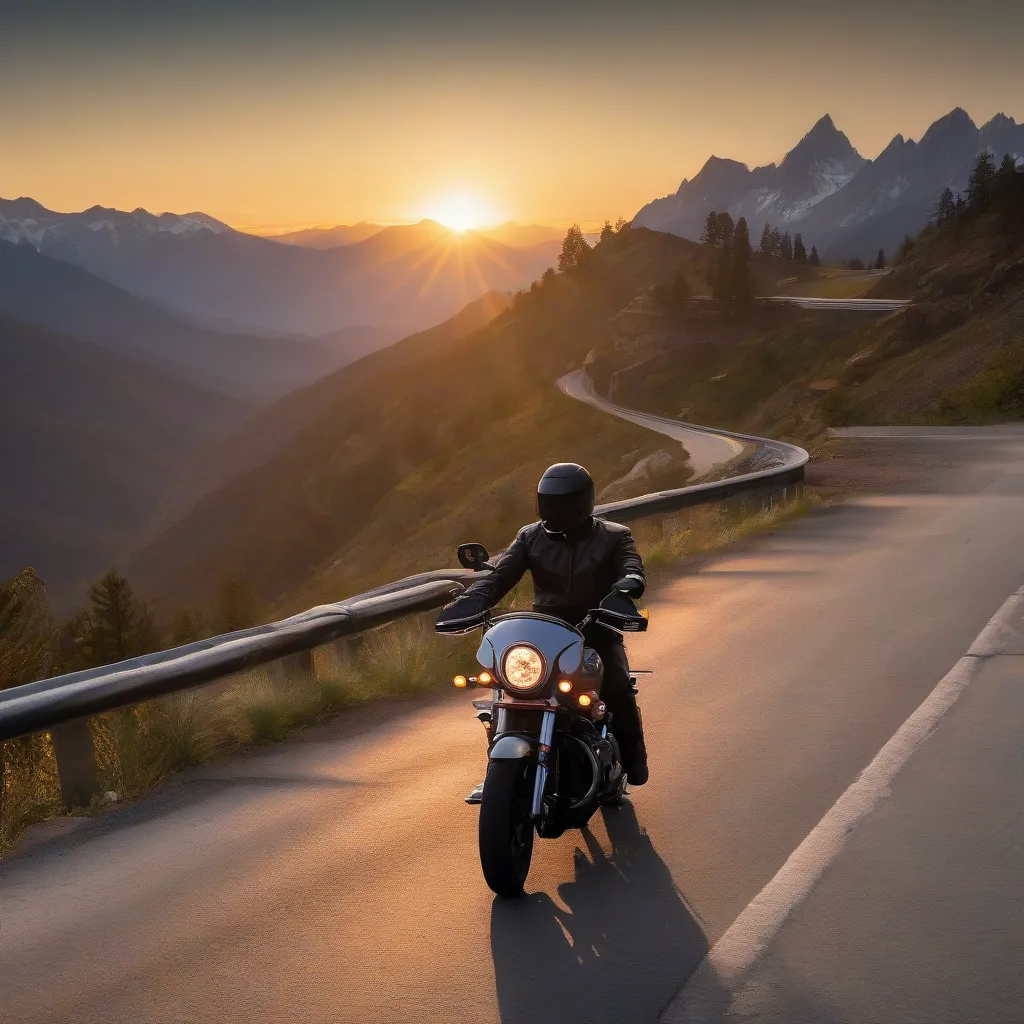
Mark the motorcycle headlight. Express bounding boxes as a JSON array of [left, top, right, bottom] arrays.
[[501, 645, 545, 692]]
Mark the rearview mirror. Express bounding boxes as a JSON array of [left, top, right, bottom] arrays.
[[458, 543, 493, 571]]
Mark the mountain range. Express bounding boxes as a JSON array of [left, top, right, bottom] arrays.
[[633, 108, 1024, 260], [0, 201, 556, 336], [0, 240, 395, 402]]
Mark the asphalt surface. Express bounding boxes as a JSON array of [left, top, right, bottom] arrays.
[[669, 594, 1024, 1024], [3, 428, 1024, 1024], [767, 297, 910, 311], [558, 370, 747, 477]]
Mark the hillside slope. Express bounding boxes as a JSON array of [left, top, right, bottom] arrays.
[[127, 228, 718, 613], [0, 241, 386, 402], [610, 177, 1024, 438], [0, 316, 251, 587]]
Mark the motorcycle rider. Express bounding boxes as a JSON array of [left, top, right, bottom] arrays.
[[438, 462, 649, 803]]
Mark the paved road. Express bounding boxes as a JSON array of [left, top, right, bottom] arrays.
[[3, 429, 1023, 1024], [558, 370, 748, 477], [767, 296, 910, 312]]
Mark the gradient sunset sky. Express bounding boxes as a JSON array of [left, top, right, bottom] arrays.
[[3, 0, 1022, 230]]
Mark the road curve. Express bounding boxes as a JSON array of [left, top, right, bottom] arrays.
[[3, 432, 1024, 1024], [557, 370, 747, 478]]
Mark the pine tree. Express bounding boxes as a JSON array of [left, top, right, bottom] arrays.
[[769, 228, 783, 258], [1, 568, 56, 689], [599, 220, 615, 244], [935, 187, 956, 223], [997, 153, 1018, 189], [74, 570, 159, 668], [701, 211, 720, 246], [215, 577, 256, 634], [730, 217, 755, 307], [717, 212, 735, 248], [809, 246, 821, 267], [614, 217, 630, 233], [874, 248, 886, 270], [759, 222, 773, 256], [557, 224, 592, 272], [781, 232, 793, 261], [955, 193, 967, 217], [670, 267, 691, 305], [967, 151, 997, 208], [793, 234, 808, 264], [171, 608, 206, 647]]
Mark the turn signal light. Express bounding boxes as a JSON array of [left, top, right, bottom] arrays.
[[453, 675, 468, 688], [557, 680, 573, 694], [577, 693, 592, 708], [478, 671, 492, 685]]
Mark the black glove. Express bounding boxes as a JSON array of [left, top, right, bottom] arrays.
[[435, 594, 489, 632], [613, 574, 645, 598]]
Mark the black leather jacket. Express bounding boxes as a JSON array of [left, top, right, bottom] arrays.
[[449, 518, 645, 627]]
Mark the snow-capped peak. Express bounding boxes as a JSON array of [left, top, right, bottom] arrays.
[[0, 197, 233, 250]]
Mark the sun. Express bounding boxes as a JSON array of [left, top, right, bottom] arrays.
[[425, 194, 497, 233]]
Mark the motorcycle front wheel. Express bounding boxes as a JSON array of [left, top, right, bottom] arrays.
[[478, 758, 535, 898]]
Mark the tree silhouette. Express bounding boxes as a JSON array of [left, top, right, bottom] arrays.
[[74, 570, 159, 668], [809, 246, 821, 267], [759, 221, 773, 256], [793, 234, 808, 264], [730, 217, 755, 308], [935, 187, 956, 223], [558, 225, 592, 272], [600, 220, 615, 244], [700, 211, 720, 246], [171, 608, 206, 647], [967, 151, 997, 208], [781, 232, 793, 261], [1, 568, 55, 689], [874, 248, 886, 270]]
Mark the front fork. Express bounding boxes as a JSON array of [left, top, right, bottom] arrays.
[[530, 710, 556, 819]]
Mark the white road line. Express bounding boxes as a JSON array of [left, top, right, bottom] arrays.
[[660, 581, 1024, 1023]]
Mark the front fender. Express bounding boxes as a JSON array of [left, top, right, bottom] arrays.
[[488, 734, 535, 760]]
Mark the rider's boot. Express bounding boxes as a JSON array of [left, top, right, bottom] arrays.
[[624, 742, 649, 786], [465, 782, 485, 805]]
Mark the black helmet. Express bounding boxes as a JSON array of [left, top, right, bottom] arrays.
[[537, 463, 595, 534]]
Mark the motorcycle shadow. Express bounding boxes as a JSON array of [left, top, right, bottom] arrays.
[[489, 801, 711, 1024]]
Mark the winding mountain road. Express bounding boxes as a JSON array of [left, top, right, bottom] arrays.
[[2, 417, 1023, 1023], [558, 370, 748, 478]]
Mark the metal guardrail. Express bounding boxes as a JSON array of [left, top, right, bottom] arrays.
[[0, 387, 808, 797]]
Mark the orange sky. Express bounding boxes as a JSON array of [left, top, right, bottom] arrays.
[[3, 4, 1022, 230]]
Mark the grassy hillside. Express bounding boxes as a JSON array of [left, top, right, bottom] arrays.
[[605, 181, 1024, 439]]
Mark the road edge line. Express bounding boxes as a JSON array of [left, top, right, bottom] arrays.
[[660, 583, 1024, 1023]]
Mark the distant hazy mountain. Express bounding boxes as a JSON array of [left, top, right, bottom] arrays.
[[0, 314, 251, 587], [474, 222, 567, 248], [267, 222, 384, 248], [140, 290, 513, 541], [633, 108, 1024, 260], [0, 201, 555, 335], [0, 240, 396, 402]]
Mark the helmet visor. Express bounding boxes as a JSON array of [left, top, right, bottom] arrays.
[[538, 490, 592, 533]]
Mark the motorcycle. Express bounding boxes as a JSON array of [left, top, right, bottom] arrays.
[[436, 542, 649, 898]]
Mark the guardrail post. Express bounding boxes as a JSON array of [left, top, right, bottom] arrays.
[[51, 720, 99, 809]]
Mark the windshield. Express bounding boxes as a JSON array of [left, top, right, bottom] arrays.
[[477, 613, 584, 679]]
